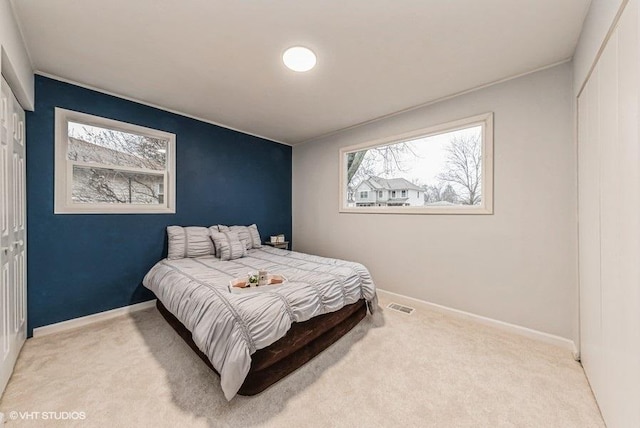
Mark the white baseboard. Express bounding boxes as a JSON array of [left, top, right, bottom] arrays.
[[30, 292, 580, 360], [377, 289, 579, 360], [32, 300, 157, 338]]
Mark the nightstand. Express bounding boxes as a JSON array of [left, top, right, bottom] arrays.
[[264, 241, 289, 250]]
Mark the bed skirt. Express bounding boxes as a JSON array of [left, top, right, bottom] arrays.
[[156, 298, 367, 395]]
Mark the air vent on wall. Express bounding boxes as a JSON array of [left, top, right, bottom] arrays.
[[387, 302, 415, 315]]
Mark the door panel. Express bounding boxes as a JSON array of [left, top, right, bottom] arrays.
[[579, 69, 603, 396], [577, 0, 640, 426], [0, 75, 26, 396], [11, 89, 25, 342], [1, 264, 8, 362], [0, 77, 11, 395]]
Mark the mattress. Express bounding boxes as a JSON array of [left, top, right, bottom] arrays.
[[143, 247, 377, 400]]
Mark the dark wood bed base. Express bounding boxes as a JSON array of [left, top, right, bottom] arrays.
[[156, 299, 367, 395]]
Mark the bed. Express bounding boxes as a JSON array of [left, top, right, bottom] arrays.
[[143, 244, 377, 400]]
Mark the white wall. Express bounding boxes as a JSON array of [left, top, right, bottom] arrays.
[[0, 0, 33, 109], [293, 63, 577, 341], [573, 0, 626, 94]]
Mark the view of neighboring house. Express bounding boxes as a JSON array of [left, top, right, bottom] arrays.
[[353, 176, 423, 207], [68, 137, 164, 205]]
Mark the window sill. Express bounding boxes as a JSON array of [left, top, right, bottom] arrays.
[[339, 205, 493, 215], [54, 205, 175, 215]]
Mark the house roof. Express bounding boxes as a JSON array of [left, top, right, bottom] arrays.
[[366, 176, 422, 191], [68, 137, 162, 170]]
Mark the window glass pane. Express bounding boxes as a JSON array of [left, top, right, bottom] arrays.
[[55, 108, 176, 214], [71, 165, 164, 205], [345, 125, 482, 208], [67, 122, 167, 171]]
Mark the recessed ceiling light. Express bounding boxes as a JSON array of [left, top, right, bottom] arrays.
[[282, 46, 317, 72]]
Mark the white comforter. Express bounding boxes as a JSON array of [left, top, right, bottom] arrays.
[[142, 247, 377, 400]]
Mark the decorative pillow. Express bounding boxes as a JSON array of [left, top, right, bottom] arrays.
[[210, 230, 247, 261], [167, 226, 215, 260], [219, 224, 263, 249], [247, 224, 262, 248], [218, 225, 252, 250]]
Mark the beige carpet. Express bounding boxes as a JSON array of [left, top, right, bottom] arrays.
[[0, 295, 604, 427]]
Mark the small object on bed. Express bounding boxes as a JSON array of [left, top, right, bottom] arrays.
[[258, 270, 268, 286], [230, 278, 248, 288], [268, 275, 284, 285], [248, 274, 259, 286], [228, 274, 287, 293]]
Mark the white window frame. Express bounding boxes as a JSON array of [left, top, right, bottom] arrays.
[[54, 108, 176, 214], [339, 112, 494, 215]]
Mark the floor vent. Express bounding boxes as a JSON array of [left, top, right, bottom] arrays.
[[387, 302, 415, 315]]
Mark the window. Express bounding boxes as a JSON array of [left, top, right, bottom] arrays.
[[156, 183, 165, 204], [340, 113, 493, 214], [54, 108, 176, 213], [378, 191, 383, 198], [359, 191, 368, 199]]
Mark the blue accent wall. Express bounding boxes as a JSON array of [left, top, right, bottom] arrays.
[[26, 75, 292, 335]]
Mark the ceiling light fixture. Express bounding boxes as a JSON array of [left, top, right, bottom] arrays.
[[282, 46, 317, 72]]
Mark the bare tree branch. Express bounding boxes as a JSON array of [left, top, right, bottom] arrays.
[[347, 141, 419, 186], [68, 124, 166, 204], [437, 134, 482, 205]]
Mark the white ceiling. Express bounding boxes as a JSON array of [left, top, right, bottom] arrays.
[[12, 0, 590, 145]]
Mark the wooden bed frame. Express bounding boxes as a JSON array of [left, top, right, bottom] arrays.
[[156, 298, 367, 395]]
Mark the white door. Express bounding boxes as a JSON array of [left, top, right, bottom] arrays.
[[577, 0, 640, 426], [0, 75, 26, 395]]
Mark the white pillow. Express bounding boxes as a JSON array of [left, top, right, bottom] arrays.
[[219, 225, 251, 250], [247, 224, 262, 248], [210, 230, 246, 261], [218, 224, 262, 249], [167, 226, 215, 260]]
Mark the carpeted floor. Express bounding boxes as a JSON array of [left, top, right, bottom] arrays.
[[0, 295, 604, 427]]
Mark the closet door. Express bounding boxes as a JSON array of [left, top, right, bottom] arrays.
[[10, 78, 26, 352], [0, 76, 26, 396], [577, 0, 640, 426], [578, 66, 602, 401]]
